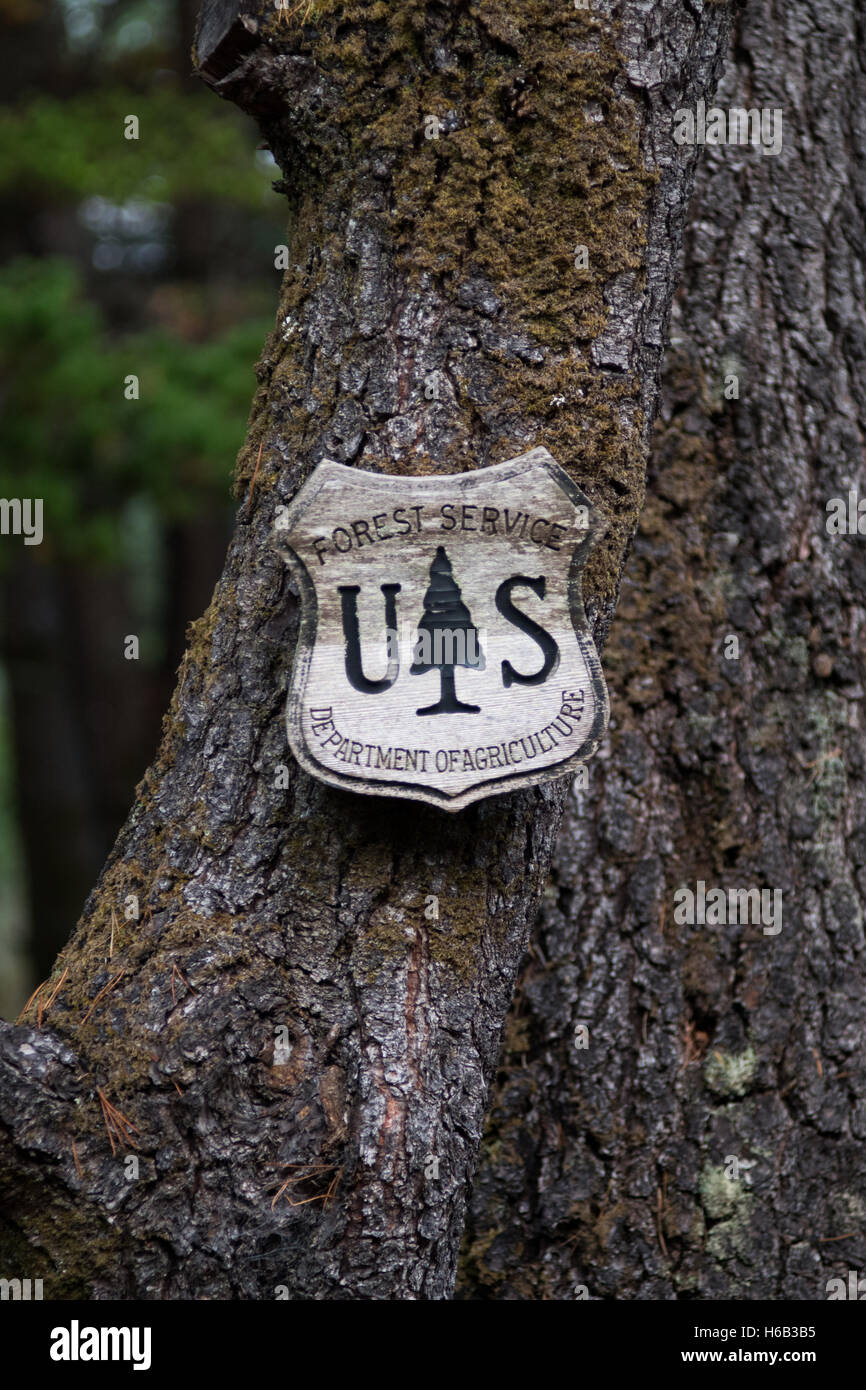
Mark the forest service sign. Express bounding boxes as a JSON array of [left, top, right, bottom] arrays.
[[276, 447, 609, 810]]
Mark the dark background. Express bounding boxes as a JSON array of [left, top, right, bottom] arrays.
[[0, 0, 286, 1013]]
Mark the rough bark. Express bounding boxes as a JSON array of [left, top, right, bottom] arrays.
[[461, 0, 866, 1300], [0, 0, 734, 1299]]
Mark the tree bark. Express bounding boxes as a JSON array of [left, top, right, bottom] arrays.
[[0, 0, 734, 1299], [460, 0, 866, 1300]]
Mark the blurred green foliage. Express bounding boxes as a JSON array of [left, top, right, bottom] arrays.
[[0, 256, 273, 561], [0, 89, 275, 207], [0, 1, 285, 567]]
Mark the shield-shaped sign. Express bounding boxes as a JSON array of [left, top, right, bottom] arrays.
[[276, 446, 608, 810]]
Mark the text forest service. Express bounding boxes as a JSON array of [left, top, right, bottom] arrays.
[[276, 447, 609, 809]]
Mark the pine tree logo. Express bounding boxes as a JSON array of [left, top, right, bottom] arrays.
[[410, 546, 484, 715]]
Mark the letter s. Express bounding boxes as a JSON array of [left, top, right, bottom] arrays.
[[495, 576, 559, 688]]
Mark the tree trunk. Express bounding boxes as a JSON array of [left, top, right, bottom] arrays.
[[0, 0, 734, 1299], [460, 0, 866, 1300]]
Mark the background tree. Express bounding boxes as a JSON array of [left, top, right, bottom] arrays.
[[461, 0, 866, 1300], [0, 0, 736, 1298]]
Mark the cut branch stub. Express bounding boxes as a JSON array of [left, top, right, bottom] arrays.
[[195, 1, 261, 84]]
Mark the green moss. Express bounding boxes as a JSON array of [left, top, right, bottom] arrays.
[[0, 1184, 125, 1300], [359, 863, 492, 980], [251, 0, 658, 616], [605, 381, 724, 711]]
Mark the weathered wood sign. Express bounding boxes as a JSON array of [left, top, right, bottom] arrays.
[[276, 447, 608, 810]]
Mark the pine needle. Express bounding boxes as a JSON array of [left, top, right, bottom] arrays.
[[37, 967, 69, 1029], [81, 969, 125, 1026], [96, 1088, 140, 1156], [17, 979, 47, 1023]]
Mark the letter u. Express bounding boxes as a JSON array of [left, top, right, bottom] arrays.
[[338, 584, 401, 693]]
